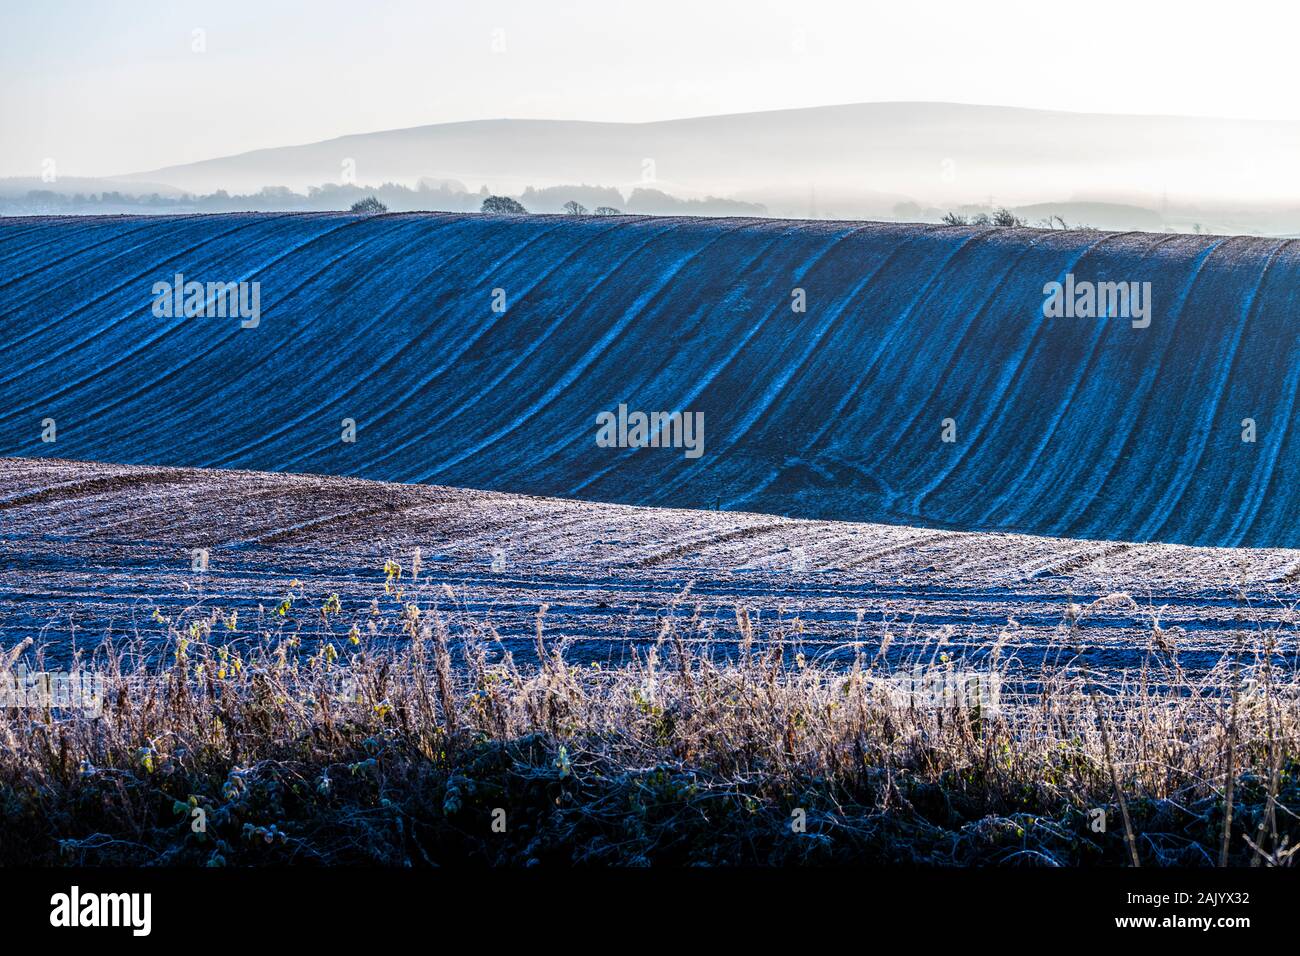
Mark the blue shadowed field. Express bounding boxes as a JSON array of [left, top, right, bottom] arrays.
[[2, 212, 1297, 547]]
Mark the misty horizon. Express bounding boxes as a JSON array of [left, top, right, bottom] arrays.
[[7, 99, 1300, 236]]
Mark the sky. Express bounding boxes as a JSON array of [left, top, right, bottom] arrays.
[[2, 0, 1297, 179]]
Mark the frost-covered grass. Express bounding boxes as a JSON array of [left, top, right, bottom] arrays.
[[1, 576, 1298, 866]]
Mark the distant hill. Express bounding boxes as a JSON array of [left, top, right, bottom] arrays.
[[116, 103, 1300, 224]]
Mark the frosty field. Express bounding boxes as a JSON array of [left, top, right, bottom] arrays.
[[3, 457, 1295, 680], [1, 213, 1298, 867]]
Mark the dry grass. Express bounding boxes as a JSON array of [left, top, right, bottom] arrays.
[[1, 577, 1297, 866]]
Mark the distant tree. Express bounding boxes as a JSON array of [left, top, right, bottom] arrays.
[[481, 195, 527, 214], [943, 208, 1023, 227], [562, 200, 589, 215], [593, 206, 621, 215], [350, 196, 387, 214], [991, 207, 1026, 227]]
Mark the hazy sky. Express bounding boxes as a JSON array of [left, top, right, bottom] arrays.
[[2, 0, 1295, 179]]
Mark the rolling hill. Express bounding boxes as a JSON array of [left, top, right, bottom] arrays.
[[2, 212, 1298, 547], [115, 103, 1300, 220]]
